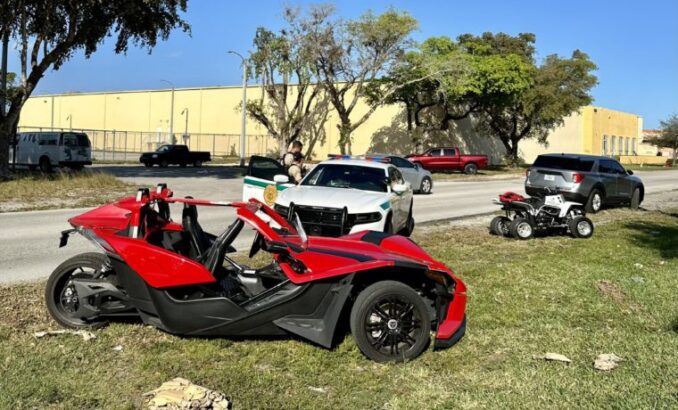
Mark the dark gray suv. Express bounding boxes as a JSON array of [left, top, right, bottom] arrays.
[[525, 154, 644, 213]]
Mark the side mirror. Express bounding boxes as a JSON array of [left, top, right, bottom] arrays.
[[274, 174, 289, 184], [626, 169, 634, 175], [392, 183, 408, 194]]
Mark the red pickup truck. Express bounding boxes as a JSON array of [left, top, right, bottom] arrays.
[[406, 147, 489, 174]]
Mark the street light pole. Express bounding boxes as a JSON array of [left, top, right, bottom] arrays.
[[160, 79, 175, 144], [228, 51, 247, 166], [181, 108, 189, 145]]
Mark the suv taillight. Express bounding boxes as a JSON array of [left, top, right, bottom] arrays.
[[573, 173, 585, 183]]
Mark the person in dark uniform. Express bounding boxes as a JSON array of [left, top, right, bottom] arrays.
[[282, 141, 304, 183]]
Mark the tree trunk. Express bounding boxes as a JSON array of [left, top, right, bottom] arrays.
[[672, 147, 677, 167], [0, 114, 18, 179], [337, 122, 352, 155]]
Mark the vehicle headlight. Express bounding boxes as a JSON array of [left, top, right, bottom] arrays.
[[350, 212, 382, 224], [152, 154, 158, 158]]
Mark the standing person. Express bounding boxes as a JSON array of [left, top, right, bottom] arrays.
[[282, 141, 304, 183]]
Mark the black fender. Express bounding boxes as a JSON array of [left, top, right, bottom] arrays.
[[273, 274, 354, 348]]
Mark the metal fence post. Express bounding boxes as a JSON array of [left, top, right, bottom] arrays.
[[103, 131, 107, 161], [112, 130, 116, 161], [124, 131, 128, 161]]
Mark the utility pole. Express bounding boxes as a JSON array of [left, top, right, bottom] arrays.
[[160, 80, 175, 144], [228, 51, 247, 166]]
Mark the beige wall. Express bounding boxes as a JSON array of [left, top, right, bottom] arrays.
[[19, 86, 643, 164]]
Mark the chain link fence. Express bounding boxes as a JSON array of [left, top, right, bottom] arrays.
[[17, 125, 279, 162]]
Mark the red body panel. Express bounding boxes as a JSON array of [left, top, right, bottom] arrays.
[[63, 187, 467, 344], [407, 147, 489, 171]]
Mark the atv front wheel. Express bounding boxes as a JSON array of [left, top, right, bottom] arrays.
[[509, 217, 533, 240], [569, 216, 594, 238], [489, 216, 510, 236], [350, 281, 431, 362], [45, 252, 115, 329]]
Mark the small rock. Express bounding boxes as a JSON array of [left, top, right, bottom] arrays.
[[634, 263, 643, 269], [113, 345, 123, 352], [594, 353, 623, 371], [659, 260, 666, 265], [33, 329, 96, 342], [308, 386, 327, 394], [533, 353, 571, 363], [631, 276, 645, 284]]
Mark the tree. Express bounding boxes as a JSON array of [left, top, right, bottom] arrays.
[[371, 36, 475, 150], [0, 0, 190, 178], [245, 23, 327, 156], [646, 114, 678, 166], [296, 5, 418, 154], [459, 33, 597, 165]]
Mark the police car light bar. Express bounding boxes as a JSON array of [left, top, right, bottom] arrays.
[[327, 154, 354, 160]]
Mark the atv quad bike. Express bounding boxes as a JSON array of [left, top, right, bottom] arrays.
[[489, 189, 594, 240], [47, 184, 466, 362]]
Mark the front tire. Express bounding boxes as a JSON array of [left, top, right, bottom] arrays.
[[143, 162, 152, 168], [509, 217, 533, 240], [630, 187, 641, 210], [400, 202, 415, 237], [585, 189, 603, 213], [350, 281, 431, 362], [419, 177, 432, 194], [160, 159, 169, 168], [45, 252, 112, 329], [569, 216, 594, 238], [193, 160, 203, 167], [489, 216, 510, 236]]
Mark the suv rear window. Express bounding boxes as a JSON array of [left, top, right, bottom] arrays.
[[533, 156, 594, 172]]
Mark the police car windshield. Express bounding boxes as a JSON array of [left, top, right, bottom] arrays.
[[301, 164, 387, 192]]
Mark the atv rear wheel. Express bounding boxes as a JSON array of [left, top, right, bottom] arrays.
[[489, 216, 510, 236], [350, 281, 431, 362], [45, 252, 115, 329], [509, 217, 533, 240], [569, 216, 594, 238]]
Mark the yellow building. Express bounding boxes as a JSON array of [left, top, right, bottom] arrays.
[[18, 85, 660, 165]]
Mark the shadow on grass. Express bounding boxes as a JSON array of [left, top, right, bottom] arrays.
[[624, 221, 678, 259]]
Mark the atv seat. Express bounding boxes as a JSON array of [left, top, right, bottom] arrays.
[[182, 197, 214, 259]]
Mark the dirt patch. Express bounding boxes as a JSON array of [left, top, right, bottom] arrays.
[[596, 279, 641, 313]]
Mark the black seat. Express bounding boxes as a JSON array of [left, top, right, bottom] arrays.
[[202, 219, 244, 275], [182, 198, 212, 259]]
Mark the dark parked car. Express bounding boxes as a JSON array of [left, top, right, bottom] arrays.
[[406, 147, 488, 174], [525, 153, 644, 213], [140, 144, 211, 167]]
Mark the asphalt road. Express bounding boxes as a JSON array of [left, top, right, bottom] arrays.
[[1, 166, 676, 284]]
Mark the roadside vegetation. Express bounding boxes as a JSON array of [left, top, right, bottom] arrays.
[[0, 171, 134, 212], [1, 206, 676, 408]]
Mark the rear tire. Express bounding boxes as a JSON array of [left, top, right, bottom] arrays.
[[489, 216, 510, 236], [585, 189, 603, 213], [630, 187, 641, 210], [143, 162, 152, 168], [160, 159, 169, 168], [45, 252, 112, 329], [39, 156, 52, 173], [194, 160, 203, 167], [419, 177, 432, 194], [569, 216, 594, 238], [463, 163, 478, 175], [509, 217, 533, 240], [350, 281, 431, 362]]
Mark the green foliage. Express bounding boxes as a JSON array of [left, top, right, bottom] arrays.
[[385, 32, 597, 163], [0, 0, 190, 177], [646, 114, 678, 165]]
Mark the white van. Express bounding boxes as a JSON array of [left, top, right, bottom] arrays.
[[11, 131, 92, 171]]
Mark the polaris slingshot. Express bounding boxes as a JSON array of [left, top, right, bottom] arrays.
[[47, 184, 466, 362]]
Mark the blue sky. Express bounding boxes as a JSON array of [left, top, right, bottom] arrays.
[[9, 0, 677, 128]]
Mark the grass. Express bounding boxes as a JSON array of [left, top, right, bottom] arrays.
[[0, 170, 134, 212], [432, 165, 528, 181], [1, 207, 677, 408]]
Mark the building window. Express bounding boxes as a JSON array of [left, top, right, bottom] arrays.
[[602, 135, 608, 155], [632, 138, 637, 155], [619, 137, 624, 155], [610, 136, 616, 156]]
